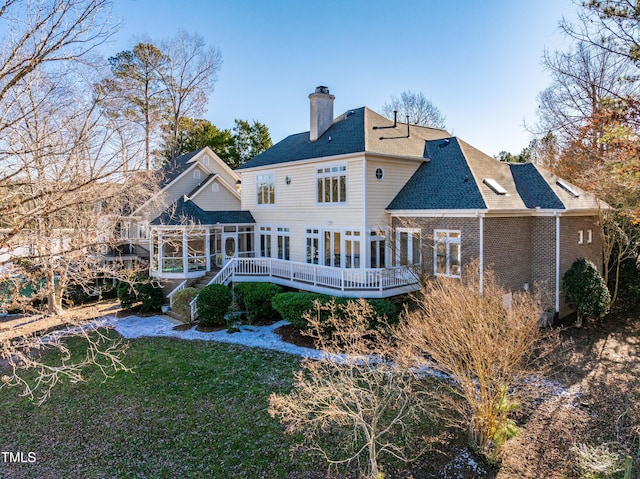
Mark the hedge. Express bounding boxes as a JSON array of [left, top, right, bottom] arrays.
[[171, 287, 199, 321], [116, 277, 164, 312], [271, 291, 398, 330], [233, 282, 283, 324], [196, 284, 232, 327]]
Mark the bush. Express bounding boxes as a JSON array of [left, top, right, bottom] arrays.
[[235, 283, 283, 324], [170, 287, 199, 321], [136, 281, 165, 312], [272, 292, 398, 330], [272, 292, 331, 328], [116, 277, 164, 312], [561, 258, 611, 326], [365, 299, 398, 326], [116, 280, 138, 310], [197, 284, 232, 327]]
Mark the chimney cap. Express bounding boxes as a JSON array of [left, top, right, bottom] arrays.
[[315, 85, 330, 95]]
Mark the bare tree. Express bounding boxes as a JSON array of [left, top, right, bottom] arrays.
[[0, 0, 115, 135], [396, 263, 558, 463], [2, 68, 156, 315], [0, 0, 157, 401], [537, 42, 637, 145], [381, 90, 447, 129], [269, 299, 441, 479], [159, 31, 222, 160]]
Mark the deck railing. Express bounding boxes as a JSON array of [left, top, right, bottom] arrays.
[[208, 258, 420, 292], [188, 258, 421, 321]]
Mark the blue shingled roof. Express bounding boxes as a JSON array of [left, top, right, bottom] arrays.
[[387, 138, 487, 210], [510, 163, 565, 209], [237, 108, 365, 169], [151, 197, 255, 226], [159, 148, 205, 186]]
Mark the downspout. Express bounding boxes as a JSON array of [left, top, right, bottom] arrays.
[[555, 211, 560, 313], [479, 212, 484, 295]]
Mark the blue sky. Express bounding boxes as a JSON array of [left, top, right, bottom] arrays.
[[107, 0, 578, 157]]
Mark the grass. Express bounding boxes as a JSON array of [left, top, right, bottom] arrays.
[[0, 331, 320, 479]]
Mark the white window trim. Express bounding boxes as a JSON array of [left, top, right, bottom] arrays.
[[305, 227, 321, 264], [434, 229, 461, 278], [395, 227, 421, 267], [258, 225, 273, 258], [587, 229, 593, 244], [578, 229, 584, 245], [256, 172, 276, 206], [315, 164, 348, 205], [368, 227, 389, 268], [276, 225, 291, 260], [194, 169, 201, 180]]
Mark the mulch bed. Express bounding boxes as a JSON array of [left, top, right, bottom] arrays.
[[274, 324, 317, 349]]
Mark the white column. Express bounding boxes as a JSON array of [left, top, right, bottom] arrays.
[[158, 231, 163, 274], [183, 229, 188, 274], [205, 228, 211, 271]]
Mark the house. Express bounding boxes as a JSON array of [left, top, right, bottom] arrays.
[[131, 86, 603, 316]]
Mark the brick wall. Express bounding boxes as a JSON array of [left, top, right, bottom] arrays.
[[531, 216, 556, 309], [392, 214, 603, 317], [391, 216, 480, 279], [483, 217, 532, 293], [559, 215, 602, 316]]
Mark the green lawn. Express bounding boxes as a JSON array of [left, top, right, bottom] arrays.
[[0, 333, 321, 479]]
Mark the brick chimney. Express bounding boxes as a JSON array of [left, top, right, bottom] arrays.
[[309, 86, 334, 142]]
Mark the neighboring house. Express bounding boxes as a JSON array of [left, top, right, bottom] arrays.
[[130, 86, 603, 315]]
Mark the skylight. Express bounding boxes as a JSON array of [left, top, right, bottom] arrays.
[[483, 178, 507, 195], [556, 179, 580, 198]]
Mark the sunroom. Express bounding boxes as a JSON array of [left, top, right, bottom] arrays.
[[148, 198, 255, 279]]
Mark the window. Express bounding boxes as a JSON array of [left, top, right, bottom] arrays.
[[587, 229, 593, 244], [194, 169, 201, 179], [344, 230, 361, 268], [316, 165, 347, 203], [434, 230, 461, 277], [257, 173, 275, 205], [276, 227, 290, 260], [578, 230, 584, 244], [305, 228, 320, 264], [369, 230, 387, 268], [324, 230, 341, 267], [259, 226, 272, 257], [396, 228, 421, 266], [202, 155, 210, 167], [212, 183, 219, 192], [375, 168, 384, 180]]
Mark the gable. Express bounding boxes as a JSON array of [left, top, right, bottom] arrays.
[[190, 176, 241, 211]]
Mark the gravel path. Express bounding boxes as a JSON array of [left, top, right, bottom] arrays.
[[106, 315, 325, 359]]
